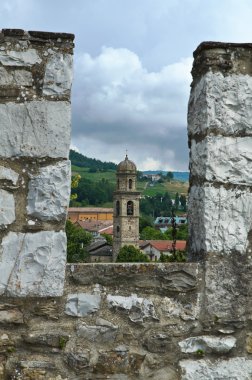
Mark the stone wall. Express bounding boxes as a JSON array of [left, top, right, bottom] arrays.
[[0, 263, 203, 379], [1, 36, 252, 379], [0, 29, 74, 297], [186, 42, 252, 379]]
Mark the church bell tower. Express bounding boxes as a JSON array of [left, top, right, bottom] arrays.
[[113, 155, 140, 261]]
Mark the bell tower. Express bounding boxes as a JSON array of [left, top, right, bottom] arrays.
[[113, 155, 140, 261]]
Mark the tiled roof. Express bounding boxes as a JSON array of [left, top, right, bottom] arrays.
[[99, 226, 113, 235], [68, 207, 113, 213], [139, 240, 186, 251], [76, 220, 113, 232]]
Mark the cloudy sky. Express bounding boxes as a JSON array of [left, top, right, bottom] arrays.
[[0, 0, 252, 170]]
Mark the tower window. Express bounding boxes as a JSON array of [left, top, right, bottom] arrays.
[[116, 200, 120, 216], [116, 226, 120, 236], [129, 179, 133, 189], [117, 179, 120, 190], [127, 201, 134, 216]]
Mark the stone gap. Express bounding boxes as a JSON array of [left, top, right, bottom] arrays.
[[0, 33, 251, 379]]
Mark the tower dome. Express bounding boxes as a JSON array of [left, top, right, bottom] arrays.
[[117, 154, 137, 173]]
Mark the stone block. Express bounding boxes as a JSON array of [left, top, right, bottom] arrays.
[[143, 332, 173, 353], [0, 189, 15, 227], [0, 49, 41, 67], [188, 184, 252, 255], [77, 318, 118, 342], [65, 350, 90, 372], [0, 231, 66, 296], [23, 331, 69, 348], [27, 160, 71, 221], [0, 101, 71, 158], [188, 72, 252, 137], [0, 67, 33, 87], [204, 254, 248, 320], [180, 357, 252, 380], [179, 335, 236, 354], [107, 293, 159, 323], [43, 53, 73, 95], [0, 166, 19, 185], [65, 293, 101, 317], [0, 308, 24, 324], [190, 136, 252, 185]]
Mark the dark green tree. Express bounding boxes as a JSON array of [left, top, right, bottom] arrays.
[[166, 171, 174, 182], [101, 233, 113, 246], [179, 194, 187, 211], [116, 245, 150, 262], [159, 250, 187, 262], [139, 215, 153, 233], [174, 192, 180, 210], [140, 226, 166, 240], [66, 220, 92, 262]]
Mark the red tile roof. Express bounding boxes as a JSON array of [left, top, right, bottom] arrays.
[[68, 207, 113, 213], [139, 240, 186, 251], [99, 226, 113, 235], [76, 220, 113, 233]]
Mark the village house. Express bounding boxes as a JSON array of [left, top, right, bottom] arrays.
[[68, 207, 113, 223], [139, 240, 186, 261]]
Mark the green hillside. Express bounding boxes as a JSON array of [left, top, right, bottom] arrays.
[[69, 150, 188, 214]]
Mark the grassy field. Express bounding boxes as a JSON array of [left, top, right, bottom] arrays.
[[143, 181, 188, 198], [72, 165, 117, 183], [71, 165, 188, 199]]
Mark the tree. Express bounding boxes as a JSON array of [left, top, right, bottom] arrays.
[[140, 226, 165, 240], [70, 174, 81, 201], [66, 220, 92, 262], [101, 233, 113, 246], [116, 245, 150, 262], [180, 195, 187, 212], [159, 250, 187, 262], [166, 171, 174, 182], [139, 215, 153, 233], [174, 192, 180, 210]]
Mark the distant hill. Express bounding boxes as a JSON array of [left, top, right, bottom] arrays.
[[70, 150, 189, 182], [70, 150, 117, 171], [143, 171, 189, 182]]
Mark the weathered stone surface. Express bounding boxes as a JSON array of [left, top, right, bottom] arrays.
[[0, 308, 23, 324], [65, 350, 90, 372], [23, 331, 69, 348], [20, 360, 56, 369], [107, 293, 159, 323], [160, 296, 199, 321], [43, 53, 73, 95], [27, 161, 71, 221], [188, 185, 252, 255], [180, 357, 252, 380], [95, 349, 145, 376], [143, 332, 173, 353], [190, 136, 252, 185], [0, 49, 41, 66], [0, 166, 19, 185], [140, 365, 179, 380], [188, 72, 252, 137], [246, 334, 252, 353], [0, 189, 15, 227], [68, 263, 200, 295], [204, 254, 248, 320], [0, 231, 66, 296], [179, 335, 236, 354], [65, 293, 101, 317], [0, 101, 71, 158], [77, 318, 118, 342], [0, 67, 33, 86]]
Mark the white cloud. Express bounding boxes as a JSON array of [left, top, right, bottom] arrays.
[[72, 47, 192, 170]]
